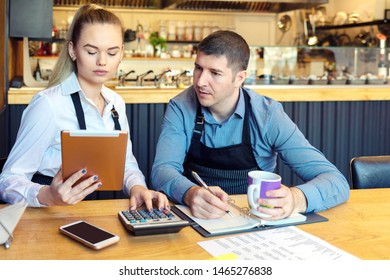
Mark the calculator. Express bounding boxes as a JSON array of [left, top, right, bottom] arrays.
[[118, 208, 190, 236]]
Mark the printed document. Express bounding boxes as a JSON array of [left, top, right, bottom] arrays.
[[198, 226, 359, 260]]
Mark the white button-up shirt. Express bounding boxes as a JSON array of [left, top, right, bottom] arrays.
[[0, 72, 146, 206]]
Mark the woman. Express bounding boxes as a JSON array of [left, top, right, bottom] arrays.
[[0, 4, 168, 210]]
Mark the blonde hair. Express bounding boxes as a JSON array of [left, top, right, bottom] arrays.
[[48, 4, 124, 88]]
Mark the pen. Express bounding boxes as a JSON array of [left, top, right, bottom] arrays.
[[191, 171, 233, 217]]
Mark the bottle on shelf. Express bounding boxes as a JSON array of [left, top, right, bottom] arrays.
[[211, 21, 219, 33], [194, 21, 202, 41], [387, 52, 390, 80], [377, 33, 387, 79], [185, 21, 193, 41], [34, 59, 42, 82], [159, 20, 167, 40], [202, 21, 211, 39], [168, 20, 176, 41], [177, 21, 185, 41]]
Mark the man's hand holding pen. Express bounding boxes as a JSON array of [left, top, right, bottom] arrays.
[[183, 185, 230, 219]]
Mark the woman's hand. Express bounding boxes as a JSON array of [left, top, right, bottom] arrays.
[[37, 167, 101, 206], [129, 185, 170, 211]]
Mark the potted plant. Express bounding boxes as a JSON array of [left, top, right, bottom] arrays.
[[148, 32, 167, 57]]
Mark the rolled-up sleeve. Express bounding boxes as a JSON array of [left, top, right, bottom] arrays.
[[263, 103, 350, 212], [151, 92, 197, 203]]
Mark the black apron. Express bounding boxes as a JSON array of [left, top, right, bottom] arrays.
[[183, 89, 260, 194], [32, 91, 121, 200]]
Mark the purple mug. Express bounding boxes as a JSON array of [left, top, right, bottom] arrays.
[[247, 171, 281, 217]]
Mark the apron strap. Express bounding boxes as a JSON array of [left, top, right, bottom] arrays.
[[192, 89, 251, 143], [241, 88, 251, 145], [111, 106, 121, 130], [70, 92, 86, 130], [70, 91, 122, 130], [192, 108, 204, 141]]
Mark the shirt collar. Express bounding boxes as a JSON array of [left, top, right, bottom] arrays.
[[60, 72, 82, 96], [60, 72, 113, 104], [201, 89, 245, 124], [235, 89, 245, 118]]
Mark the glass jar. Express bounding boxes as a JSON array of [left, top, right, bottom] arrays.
[[177, 21, 185, 41], [211, 21, 219, 33], [159, 20, 167, 40], [168, 20, 176, 41], [194, 21, 202, 41], [202, 21, 211, 39], [185, 21, 193, 41]]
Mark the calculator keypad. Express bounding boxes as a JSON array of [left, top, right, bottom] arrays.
[[118, 207, 190, 235], [121, 209, 176, 224]]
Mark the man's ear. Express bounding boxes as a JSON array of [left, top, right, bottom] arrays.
[[234, 70, 248, 87]]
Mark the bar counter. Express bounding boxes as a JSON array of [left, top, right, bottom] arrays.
[[7, 84, 390, 104]]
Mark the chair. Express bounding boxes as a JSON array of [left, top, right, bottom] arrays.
[[0, 157, 7, 204], [350, 156, 390, 189], [0, 157, 6, 171]]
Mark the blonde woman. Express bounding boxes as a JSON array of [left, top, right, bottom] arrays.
[[0, 4, 168, 210]]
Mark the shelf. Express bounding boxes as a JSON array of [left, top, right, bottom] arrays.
[[166, 40, 199, 44], [31, 56, 194, 61], [122, 56, 193, 60], [31, 56, 59, 60], [316, 19, 390, 31], [37, 38, 199, 44]]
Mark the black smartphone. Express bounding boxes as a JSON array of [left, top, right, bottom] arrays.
[[59, 220, 120, 250]]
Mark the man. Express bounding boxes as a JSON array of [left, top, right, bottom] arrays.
[[151, 30, 349, 220]]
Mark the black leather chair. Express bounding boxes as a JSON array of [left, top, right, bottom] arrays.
[[350, 156, 390, 189], [0, 157, 6, 203], [0, 157, 6, 170]]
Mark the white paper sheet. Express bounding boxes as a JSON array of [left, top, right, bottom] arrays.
[[198, 226, 359, 260]]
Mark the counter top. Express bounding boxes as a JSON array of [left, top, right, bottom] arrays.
[[8, 85, 390, 104]]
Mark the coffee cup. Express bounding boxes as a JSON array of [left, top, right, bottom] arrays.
[[247, 170, 281, 218]]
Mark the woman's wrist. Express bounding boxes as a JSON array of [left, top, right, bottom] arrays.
[[37, 185, 52, 206]]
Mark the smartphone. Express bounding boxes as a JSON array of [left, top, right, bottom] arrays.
[[59, 220, 120, 250]]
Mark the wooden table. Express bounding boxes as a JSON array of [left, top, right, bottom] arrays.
[[1, 189, 389, 260]]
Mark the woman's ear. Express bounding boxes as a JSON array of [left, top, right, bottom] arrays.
[[68, 41, 76, 61]]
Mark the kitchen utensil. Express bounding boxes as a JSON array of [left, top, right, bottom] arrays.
[[307, 14, 318, 46], [276, 14, 292, 45]]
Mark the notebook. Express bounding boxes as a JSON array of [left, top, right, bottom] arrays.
[[61, 130, 128, 191], [173, 199, 328, 237]]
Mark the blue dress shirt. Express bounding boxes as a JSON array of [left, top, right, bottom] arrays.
[[151, 86, 350, 212]]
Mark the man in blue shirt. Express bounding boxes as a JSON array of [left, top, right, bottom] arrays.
[[151, 30, 349, 221]]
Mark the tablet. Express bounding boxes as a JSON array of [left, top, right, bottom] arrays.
[[61, 130, 128, 191]]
